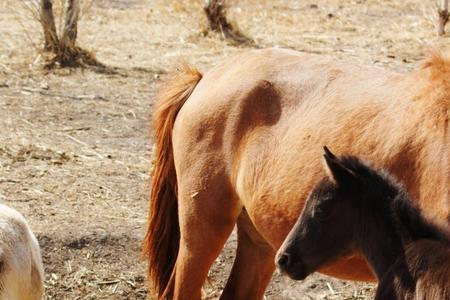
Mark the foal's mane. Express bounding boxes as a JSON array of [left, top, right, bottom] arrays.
[[337, 155, 444, 242]]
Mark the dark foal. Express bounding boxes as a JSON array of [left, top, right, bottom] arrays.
[[276, 147, 450, 300]]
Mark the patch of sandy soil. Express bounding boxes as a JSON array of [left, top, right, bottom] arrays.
[[0, 0, 448, 299]]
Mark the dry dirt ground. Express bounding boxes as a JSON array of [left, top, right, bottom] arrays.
[[0, 0, 448, 299]]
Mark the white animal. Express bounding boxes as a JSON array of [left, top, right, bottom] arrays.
[[0, 204, 44, 300]]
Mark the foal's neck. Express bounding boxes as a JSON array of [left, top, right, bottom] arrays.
[[354, 187, 441, 279], [354, 195, 405, 278], [335, 156, 442, 281]]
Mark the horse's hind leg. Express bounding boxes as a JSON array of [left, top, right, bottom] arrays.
[[220, 210, 276, 300], [172, 174, 240, 300]]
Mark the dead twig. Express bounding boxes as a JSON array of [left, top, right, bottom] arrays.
[[59, 127, 91, 132], [20, 87, 107, 101], [97, 279, 121, 286], [0, 179, 21, 184]]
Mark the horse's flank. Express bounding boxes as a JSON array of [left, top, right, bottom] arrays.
[[224, 48, 449, 243]]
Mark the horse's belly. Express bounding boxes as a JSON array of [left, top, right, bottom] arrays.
[[244, 202, 376, 281], [317, 252, 376, 282], [237, 140, 378, 281]]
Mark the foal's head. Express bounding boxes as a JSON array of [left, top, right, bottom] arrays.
[[276, 146, 400, 280]]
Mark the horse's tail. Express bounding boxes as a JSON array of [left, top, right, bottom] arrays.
[[142, 64, 202, 299]]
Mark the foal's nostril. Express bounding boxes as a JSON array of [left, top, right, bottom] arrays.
[[277, 253, 291, 269]]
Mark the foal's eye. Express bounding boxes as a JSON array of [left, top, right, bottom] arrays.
[[314, 204, 331, 221]]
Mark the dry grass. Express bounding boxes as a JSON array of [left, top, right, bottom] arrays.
[[1, 0, 449, 299]]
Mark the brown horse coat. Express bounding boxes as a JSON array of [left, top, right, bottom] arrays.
[[143, 48, 449, 299], [377, 240, 450, 300]]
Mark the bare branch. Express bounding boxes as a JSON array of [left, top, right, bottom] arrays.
[[438, 0, 449, 35], [204, 0, 227, 32], [60, 0, 80, 49], [203, 0, 253, 44], [40, 0, 59, 51]]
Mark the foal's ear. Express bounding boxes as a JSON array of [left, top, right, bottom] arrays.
[[323, 146, 337, 160], [323, 153, 356, 187]]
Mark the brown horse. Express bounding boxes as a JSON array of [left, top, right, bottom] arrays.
[[142, 48, 449, 299], [276, 147, 450, 300]]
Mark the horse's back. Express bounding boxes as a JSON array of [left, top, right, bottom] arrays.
[[173, 47, 404, 170]]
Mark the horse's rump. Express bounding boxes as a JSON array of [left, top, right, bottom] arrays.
[[142, 64, 202, 298]]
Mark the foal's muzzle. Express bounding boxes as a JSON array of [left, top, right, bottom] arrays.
[[276, 252, 291, 270], [275, 252, 309, 280]]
